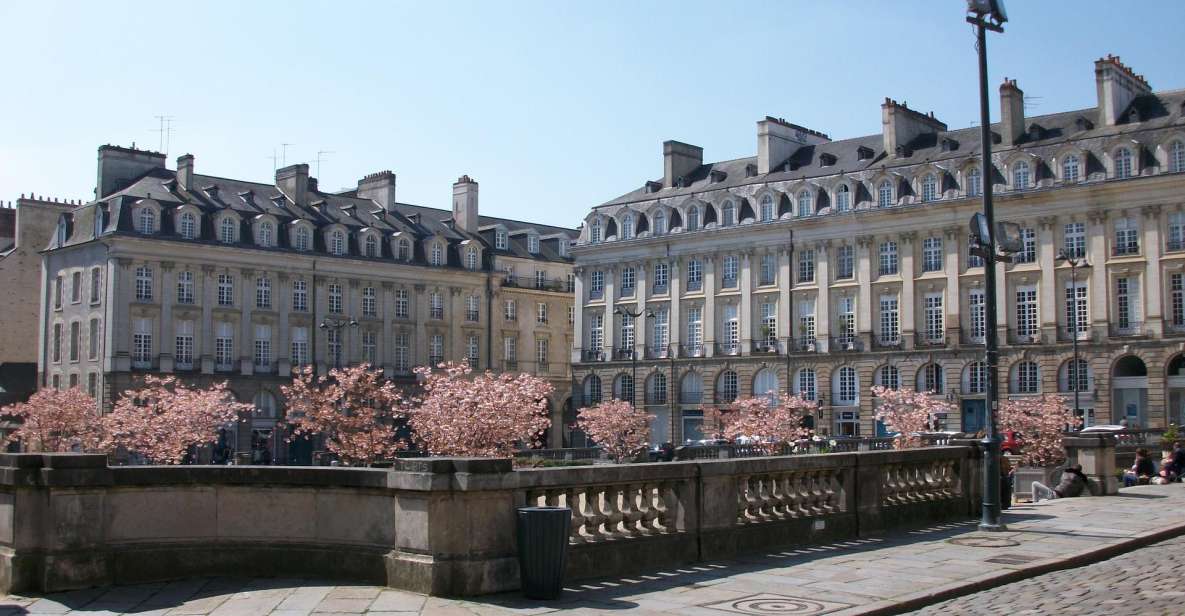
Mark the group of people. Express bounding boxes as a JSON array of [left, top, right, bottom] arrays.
[[1124, 444, 1185, 486]]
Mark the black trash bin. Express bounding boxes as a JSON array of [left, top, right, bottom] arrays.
[[516, 506, 571, 599]]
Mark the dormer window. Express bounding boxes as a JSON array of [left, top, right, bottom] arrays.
[[559, 240, 570, 258], [1027, 124, 1045, 141], [294, 225, 311, 251], [819, 153, 837, 167], [760, 195, 774, 222], [621, 213, 634, 239], [527, 234, 540, 254], [921, 173, 938, 202], [466, 246, 479, 270], [878, 180, 894, 208], [721, 201, 736, 226], [398, 238, 412, 261], [745, 163, 758, 177], [1012, 160, 1031, 190], [137, 207, 156, 234], [590, 219, 602, 243], [219, 217, 237, 244], [710, 170, 727, 183], [202, 185, 220, 201], [686, 205, 699, 231], [1062, 155, 1081, 182], [258, 221, 274, 247], [644, 180, 662, 193], [495, 229, 508, 250], [330, 230, 346, 256], [56, 216, 68, 246], [430, 242, 444, 266], [796, 191, 813, 217], [835, 184, 851, 212], [179, 211, 197, 239], [856, 146, 874, 161], [941, 138, 959, 151], [364, 234, 379, 257], [94, 205, 107, 237], [1114, 146, 1135, 179]]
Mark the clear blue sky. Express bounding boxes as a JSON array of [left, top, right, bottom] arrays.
[[2, 1, 1182, 228]]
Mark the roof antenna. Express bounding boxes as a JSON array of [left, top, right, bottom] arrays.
[[153, 115, 175, 155], [281, 143, 294, 167], [266, 148, 279, 174], [315, 150, 335, 179]]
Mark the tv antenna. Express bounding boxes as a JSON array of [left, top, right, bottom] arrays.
[[315, 150, 335, 178], [281, 143, 294, 167], [267, 148, 280, 173], [153, 115, 175, 155]]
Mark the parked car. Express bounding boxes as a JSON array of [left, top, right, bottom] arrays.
[[1001, 430, 1023, 454]]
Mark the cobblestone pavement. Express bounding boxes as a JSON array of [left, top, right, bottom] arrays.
[[4, 484, 1185, 615], [906, 533, 1185, 616]]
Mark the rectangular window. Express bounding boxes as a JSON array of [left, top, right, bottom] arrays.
[[430, 292, 443, 319], [836, 245, 854, 279], [686, 306, 703, 350], [568, 305, 574, 325], [1114, 217, 1139, 255], [293, 280, 308, 312], [328, 283, 342, 314], [87, 372, 98, 398], [177, 271, 195, 304], [175, 320, 194, 370], [71, 271, 82, 303], [1173, 274, 1185, 328], [969, 289, 986, 342], [256, 277, 272, 309], [536, 338, 549, 368], [394, 288, 409, 319], [466, 335, 479, 368], [88, 318, 99, 360], [465, 295, 479, 322], [504, 337, 517, 363], [504, 299, 517, 321], [253, 325, 271, 370], [922, 237, 943, 272], [217, 274, 233, 306], [1169, 214, 1185, 252], [362, 286, 377, 317], [291, 327, 309, 367], [879, 241, 898, 276], [361, 330, 377, 365], [837, 296, 855, 342], [686, 259, 702, 291], [535, 270, 546, 290], [1015, 286, 1038, 338], [619, 313, 634, 350], [566, 274, 575, 292], [429, 334, 445, 365], [132, 318, 152, 368], [1065, 282, 1089, 338], [590, 271, 605, 299], [798, 249, 815, 283], [393, 333, 410, 372], [1063, 222, 1086, 259], [879, 295, 899, 343], [135, 266, 153, 302], [1116, 276, 1140, 331], [924, 293, 944, 342], [215, 322, 234, 371], [90, 268, 102, 303], [722, 255, 739, 288], [759, 254, 776, 286], [54, 276, 62, 309], [536, 302, 548, 324], [619, 267, 634, 296], [722, 304, 739, 352], [588, 312, 604, 351], [799, 298, 816, 343], [1016, 227, 1037, 264], [759, 302, 777, 346], [69, 321, 80, 362], [653, 263, 669, 293], [651, 308, 670, 348], [326, 329, 341, 365]]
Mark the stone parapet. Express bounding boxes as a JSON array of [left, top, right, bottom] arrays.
[[0, 447, 979, 597]]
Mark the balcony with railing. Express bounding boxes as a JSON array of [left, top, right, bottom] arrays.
[[829, 336, 863, 352], [613, 347, 636, 361], [714, 341, 741, 356], [502, 276, 568, 293], [645, 389, 668, 406], [580, 349, 605, 362], [1056, 326, 1093, 342], [752, 339, 781, 354], [721, 277, 738, 290], [791, 337, 819, 352], [1112, 242, 1140, 257], [915, 335, 947, 349], [960, 329, 985, 346], [1166, 321, 1185, 337], [588, 287, 604, 300], [644, 345, 671, 360], [685, 279, 703, 292], [651, 283, 669, 295], [1007, 329, 1043, 345], [873, 334, 902, 350], [714, 391, 739, 405], [1167, 238, 1185, 253], [680, 343, 706, 358], [1110, 321, 1148, 338], [536, 361, 550, 375]]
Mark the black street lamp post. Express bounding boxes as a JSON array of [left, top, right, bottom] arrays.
[[319, 316, 358, 369], [1058, 251, 1091, 420]]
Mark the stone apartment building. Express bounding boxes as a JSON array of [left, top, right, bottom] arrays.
[[0, 196, 80, 406], [38, 145, 576, 462], [571, 56, 1185, 443]]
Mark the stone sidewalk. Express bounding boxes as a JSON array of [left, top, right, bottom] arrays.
[[6, 484, 1185, 616]]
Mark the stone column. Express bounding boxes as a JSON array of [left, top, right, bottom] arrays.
[[413, 284, 428, 367], [778, 248, 791, 350], [1143, 205, 1164, 335], [200, 265, 215, 374], [943, 227, 961, 343], [704, 255, 717, 356], [239, 268, 254, 375], [634, 264, 647, 356], [856, 236, 873, 341], [993, 259, 1008, 342], [603, 266, 617, 356], [448, 287, 462, 361], [107, 258, 133, 373], [900, 233, 916, 349], [572, 268, 585, 363], [816, 241, 831, 352], [1038, 216, 1058, 339], [277, 272, 291, 377], [348, 279, 361, 364], [1088, 210, 1109, 336], [669, 258, 682, 354], [739, 252, 753, 353], [314, 278, 329, 374], [158, 261, 175, 373], [381, 281, 394, 376]]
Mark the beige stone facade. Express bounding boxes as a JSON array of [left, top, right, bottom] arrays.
[[38, 145, 576, 461], [571, 56, 1185, 443]]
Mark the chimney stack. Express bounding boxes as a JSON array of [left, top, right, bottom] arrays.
[[452, 175, 479, 233], [881, 99, 947, 157], [999, 78, 1025, 145], [276, 164, 310, 206], [756, 117, 830, 174], [176, 154, 195, 190], [1095, 54, 1151, 126], [95, 144, 166, 198], [662, 141, 703, 188], [357, 171, 397, 213]]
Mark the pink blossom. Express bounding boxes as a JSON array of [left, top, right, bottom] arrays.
[[1000, 394, 1080, 467], [707, 394, 817, 453], [872, 386, 953, 449], [1, 387, 102, 452], [575, 399, 654, 463], [282, 364, 408, 466]]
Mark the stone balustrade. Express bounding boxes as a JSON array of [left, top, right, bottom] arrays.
[[0, 446, 981, 598]]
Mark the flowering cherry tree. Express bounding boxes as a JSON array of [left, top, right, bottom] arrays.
[[1000, 394, 1080, 467], [709, 394, 817, 453], [872, 386, 953, 449], [1, 387, 102, 452], [102, 376, 253, 464], [282, 364, 408, 466], [408, 362, 553, 458], [576, 399, 654, 463]]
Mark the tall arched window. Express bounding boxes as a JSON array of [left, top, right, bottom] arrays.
[[753, 368, 779, 404], [365, 234, 378, 257], [680, 372, 703, 404], [686, 206, 699, 231], [1062, 154, 1081, 182], [465, 246, 478, 270], [398, 238, 411, 261], [219, 217, 236, 243], [583, 375, 602, 405], [137, 208, 156, 234], [877, 181, 893, 208], [1012, 360, 1040, 394], [833, 366, 858, 405], [613, 373, 634, 402], [330, 230, 346, 255], [796, 368, 817, 401], [1170, 141, 1185, 174], [721, 201, 736, 226], [760, 195, 775, 222], [178, 212, 196, 239], [1012, 160, 1030, 189], [835, 185, 851, 212], [966, 167, 982, 197], [259, 221, 274, 247], [964, 361, 988, 394], [796, 191, 813, 217], [1115, 147, 1134, 179], [918, 363, 944, 393], [622, 213, 635, 239], [295, 225, 311, 251], [921, 173, 937, 202], [1060, 359, 1092, 392], [716, 370, 738, 402], [647, 372, 668, 405]]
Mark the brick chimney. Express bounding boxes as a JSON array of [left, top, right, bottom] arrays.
[[662, 141, 703, 188], [452, 175, 479, 233], [276, 164, 310, 206], [1095, 54, 1151, 126], [176, 154, 195, 191], [357, 171, 397, 213], [999, 78, 1025, 145], [756, 117, 830, 174], [881, 99, 947, 157], [96, 144, 166, 198]]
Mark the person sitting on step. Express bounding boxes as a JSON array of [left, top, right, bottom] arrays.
[[1032, 464, 1089, 502]]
